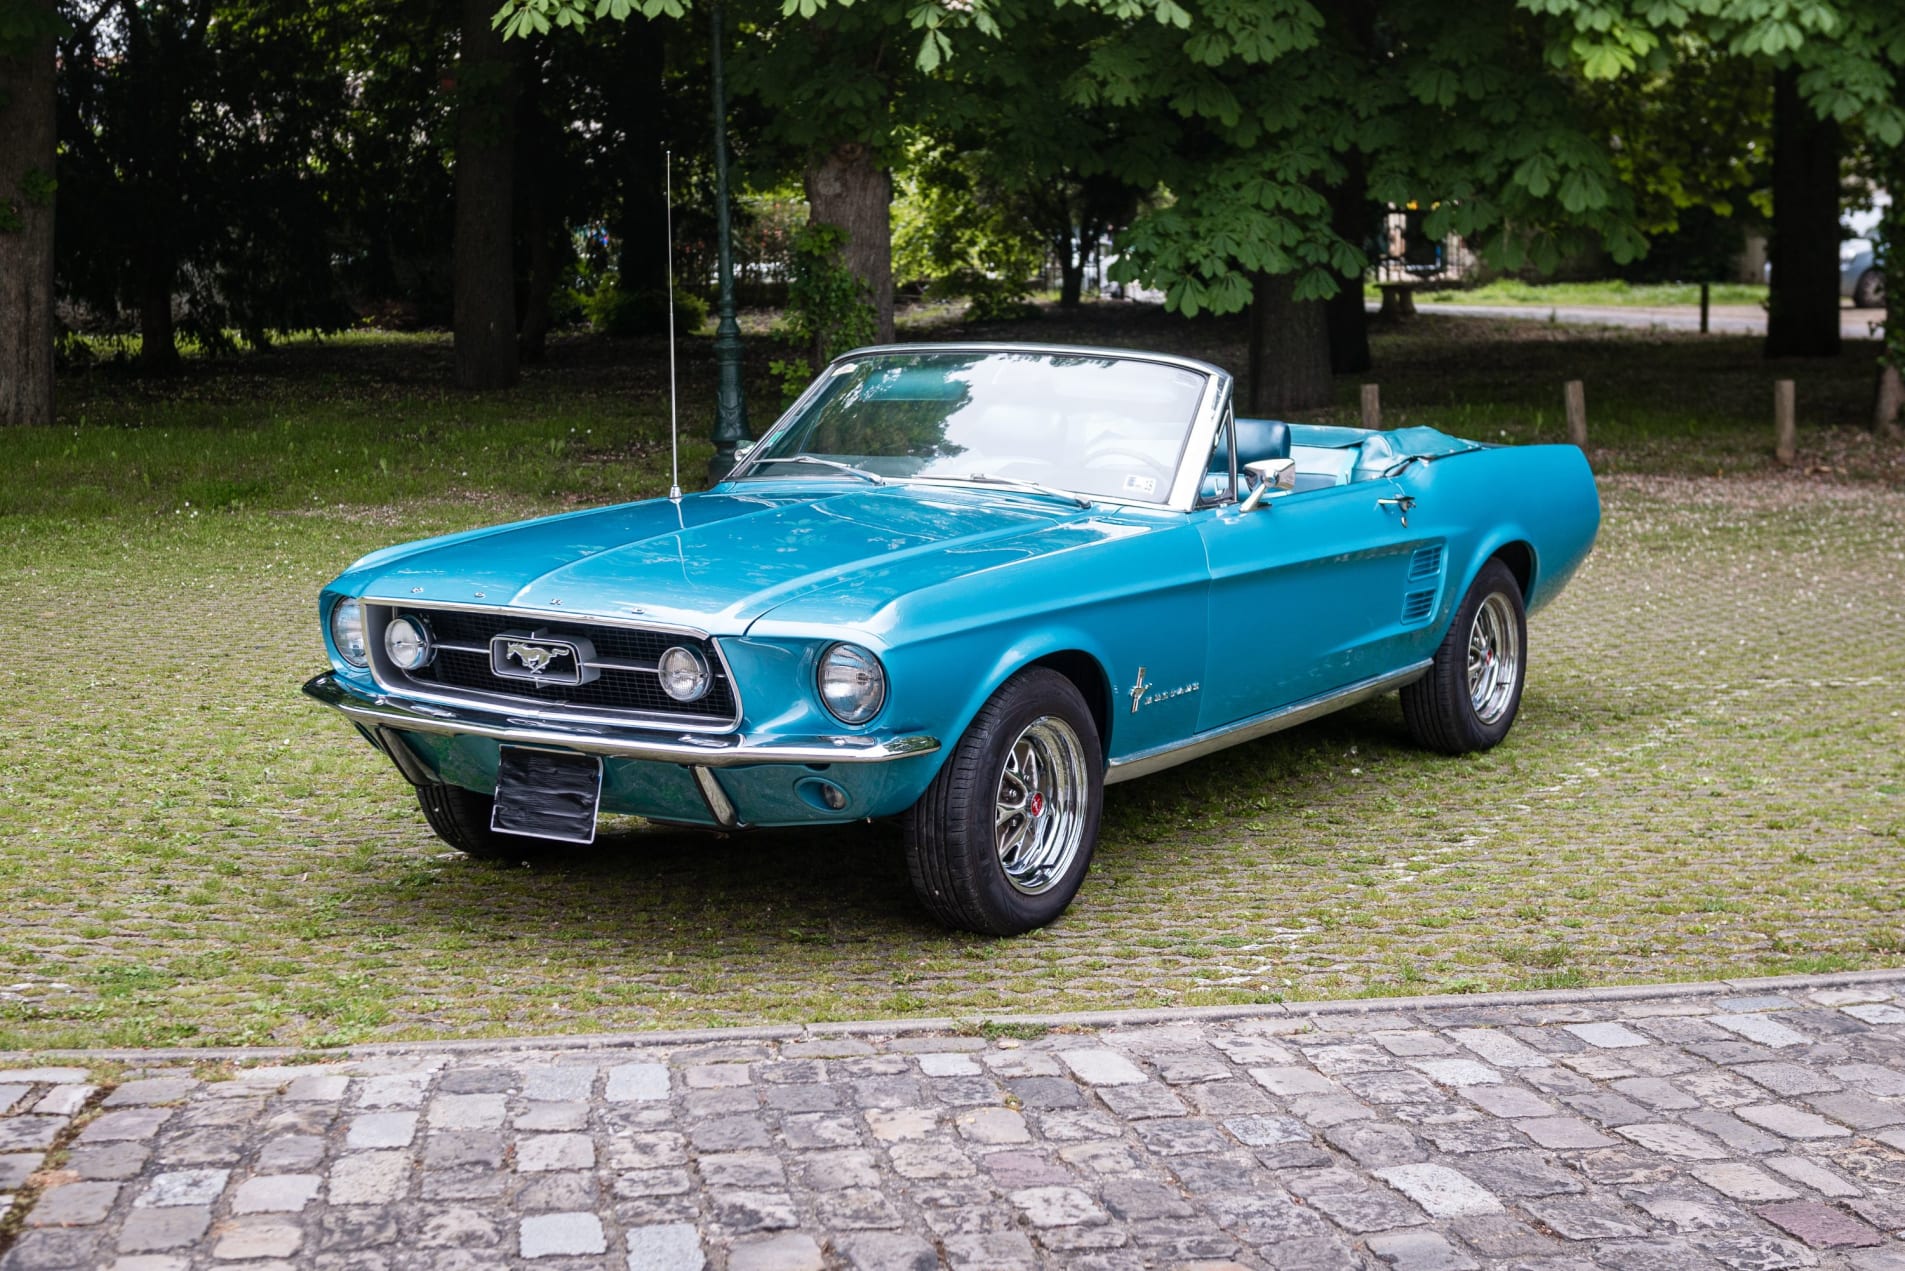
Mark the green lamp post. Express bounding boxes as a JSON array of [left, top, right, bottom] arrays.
[[706, 0, 749, 483]]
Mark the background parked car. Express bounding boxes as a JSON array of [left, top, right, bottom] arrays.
[[1842, 241, 1884, 309]]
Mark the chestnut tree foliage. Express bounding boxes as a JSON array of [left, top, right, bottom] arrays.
[[1530, 0, 1905, 415]]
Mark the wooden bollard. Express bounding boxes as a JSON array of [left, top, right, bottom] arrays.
[[1564, 380, 1587, 448], [1360, 383, 1381, 430], [1775, 379, 1796, 466]]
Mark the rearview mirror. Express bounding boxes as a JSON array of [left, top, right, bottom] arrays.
[[1239, 458, 1296, 512]]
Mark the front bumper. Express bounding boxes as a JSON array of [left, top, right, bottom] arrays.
[[302, 672, 943, 828], [302, 673, 940, 766]]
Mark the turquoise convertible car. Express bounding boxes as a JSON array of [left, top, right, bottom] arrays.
[[306, 343, 1599, 934]]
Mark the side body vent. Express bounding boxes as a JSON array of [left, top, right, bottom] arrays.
[[1401, 590, 1436, 624], [1409, 544, 1444, 581]]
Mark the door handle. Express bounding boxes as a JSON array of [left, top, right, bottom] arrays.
[[1376, 495, 1416, 527]]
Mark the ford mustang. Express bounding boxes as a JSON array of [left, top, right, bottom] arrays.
[[304, 343, 1599, 934]]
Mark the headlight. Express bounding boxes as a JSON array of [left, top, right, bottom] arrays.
[[384, 615, 434, 671], [657, 645, 711, 702], [818, 642, 885, 724], [330, 597, 368, 667]]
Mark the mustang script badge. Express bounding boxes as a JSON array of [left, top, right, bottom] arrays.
[[490, 632, 597, 686], [1129, 664, 1198, 713]]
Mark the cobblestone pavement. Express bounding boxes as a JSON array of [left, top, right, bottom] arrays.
[[4, 974, 1905, 1271]]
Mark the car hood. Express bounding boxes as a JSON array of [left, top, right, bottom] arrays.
[[347, 484, 1103, 631]]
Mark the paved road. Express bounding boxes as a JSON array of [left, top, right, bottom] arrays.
[[1373, 301, 1887, 340], [3, 972, 1904, 1270]]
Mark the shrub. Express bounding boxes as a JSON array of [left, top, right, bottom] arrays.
[[585, 287, 708, 337]]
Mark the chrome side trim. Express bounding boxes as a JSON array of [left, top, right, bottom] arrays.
[[304, 674, 940, 768], [691, 766, 744, 828], [1104, 661, 1433, 785]]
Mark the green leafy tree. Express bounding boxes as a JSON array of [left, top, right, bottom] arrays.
[[56, 0, 371, 368], [1065, 1, 1653, 409], [1527, 0, 1905, 415]]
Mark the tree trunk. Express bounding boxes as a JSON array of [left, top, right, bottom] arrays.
[[1327, 151, 1372, 375], [805, 143, 893, 342], [1058, 233, 1085, 307], [516, 62, 554, 364], [1874, 88, 1905, 436], [0, 0, 57, 425], [1245, 272, 1332, 415], [1875, 364, 1903, 437], [138, 268, 179, 374], [519, 209, 553, 364], [1765, 66, 1841, 359], [611, 24, 666, 291], [452, 0, 519, 390], [1060, 253, 1085, 307]]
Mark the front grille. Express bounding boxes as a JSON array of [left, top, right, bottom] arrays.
[[370, 604, 738, 727]]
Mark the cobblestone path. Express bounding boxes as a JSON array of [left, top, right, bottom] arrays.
[[3, 974, 1904, 1270]]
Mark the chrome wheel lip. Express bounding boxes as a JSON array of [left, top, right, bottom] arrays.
[[994, 715, 1088, 896], [1467, 591, 1522, 726]]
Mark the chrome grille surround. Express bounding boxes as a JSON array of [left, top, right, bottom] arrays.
[[361, 598, 742, 732]]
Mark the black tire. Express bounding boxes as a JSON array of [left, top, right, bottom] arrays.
[[1401, 558, 1527, 755], [904, 668, 1103, 935], [415, 782, 540, 861], [1854, 267, 1885, 310]]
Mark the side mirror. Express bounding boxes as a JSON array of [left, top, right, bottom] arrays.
[[1239, 457, 1295, 512], [732, 442, 755, 463]]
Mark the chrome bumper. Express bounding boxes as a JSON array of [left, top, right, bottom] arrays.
[[301, 673, 941, 767]]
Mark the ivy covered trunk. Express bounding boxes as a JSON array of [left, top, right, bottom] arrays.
[[0, 0, 56, 425], [1245, 272, 1332, 415], [1765, 67, 1841, 360], [452, 0, 520, 390], [805, 142, 894, 343], [1877, 156, 1905, 436]]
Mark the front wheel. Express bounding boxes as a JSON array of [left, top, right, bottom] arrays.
[[415, 782, 541, 861], [1401, 558, 1527, 755], [904, 668, 1103, 935]]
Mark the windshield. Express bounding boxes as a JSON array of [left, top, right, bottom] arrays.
[[737, 350, 1210, 505]]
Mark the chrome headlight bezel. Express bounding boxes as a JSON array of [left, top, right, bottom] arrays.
[[330, 597, 369, 668], [817, 642, 886, 725], [384, 614, 435, 671], [657, 644, 712, 702]]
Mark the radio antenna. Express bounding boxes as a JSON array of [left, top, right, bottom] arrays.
[[664, 148, 682, 502]]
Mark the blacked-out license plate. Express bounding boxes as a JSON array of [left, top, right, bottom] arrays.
[[491, 746, 603, 845]]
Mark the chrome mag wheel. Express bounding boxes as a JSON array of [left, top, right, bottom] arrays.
[[994, 715, 1088, 896], [1468, 591, 1522, 726]]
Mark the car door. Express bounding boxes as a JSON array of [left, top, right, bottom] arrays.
[[1193, 469, 1429, 732]]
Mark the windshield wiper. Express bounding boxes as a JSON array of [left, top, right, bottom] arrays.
[[917, 473, 1093, 509], [744, 455, 885, 485]]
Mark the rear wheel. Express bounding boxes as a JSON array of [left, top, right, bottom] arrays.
[[1854, 267, 1884, 309], [905, 668, 1102, 935], [1401, 559, 1527, 755], [416, 782, 540, 861]]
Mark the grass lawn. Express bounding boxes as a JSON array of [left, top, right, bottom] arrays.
[[2, 303, 1901, 1050], [1372, 279, 1774, 309]]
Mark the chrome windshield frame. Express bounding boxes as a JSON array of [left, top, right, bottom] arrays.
[[720, 342, 1234, 514]]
